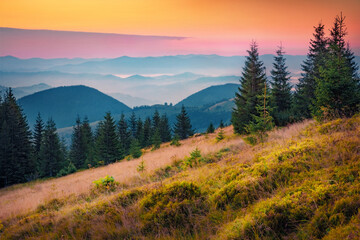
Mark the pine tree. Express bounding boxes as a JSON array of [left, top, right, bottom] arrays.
[[151, 129, 161, 150], [159, 114, 172, 142], [219, 120, 225, 129], [81, 116, 95, 167], [135, 117, 144, 145], [129, 112, 137, 138], [152, 110, 161, 132], [206, 122, 215, 133], [69, 116, 85, 169], [174, 105, 193, 139], [33, 113, 44, 174], [232, 41, 267, 134], [293, 23, 328, 119], [314, 13, 360, 119], [245, 85, 274, 143], [118, 113, 132, 156], [270, 45, 293, 126], [142, 117, 152, 147], [95, 112, 121, 165], [130, 138, 142, 159], [0, 88, 34, 185], [39, 118, 65, 177]]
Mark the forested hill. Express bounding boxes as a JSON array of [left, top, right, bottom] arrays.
[[175, 83, 239, 107], [18, 85, 131, 128]]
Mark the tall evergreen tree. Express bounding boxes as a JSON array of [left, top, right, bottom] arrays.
[[270, 45, 293, 125], [33, 113, 44, 174], [0, 89, 34, 186], [314, 14, 360, 119], [152, 110, 161, 131], [174, 105, 193, 139], [151, 129, 161, 150], [142, 117, 152, 147], [159, 114, 172, 142], [135, 117, 144, 145], [293, 23, 328, 119], [232, 41, 267, 134], [118, 113, 132, 156], [81, 116, 94, 167], [69, 116, 85, 169], [39, 118, 64, 177], [129, 112, 137, 138], [95, 112, 121, 165], [207, 122, 215, 133]]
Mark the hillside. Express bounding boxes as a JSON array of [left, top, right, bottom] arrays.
[[1, 116, 359, 239], [18, 85, 131, 128], [176, 83, 239, 107]]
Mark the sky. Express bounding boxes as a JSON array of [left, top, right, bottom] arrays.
[[0, 0, 359, 58]]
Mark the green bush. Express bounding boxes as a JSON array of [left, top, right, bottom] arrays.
[[93, 175, 119, 193], [56, 162, 77, 177]]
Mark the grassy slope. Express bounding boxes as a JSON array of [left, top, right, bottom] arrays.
[[0, 116, 360, 239]]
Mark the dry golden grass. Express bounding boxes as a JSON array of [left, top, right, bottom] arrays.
[[0, 126, 243, 220]]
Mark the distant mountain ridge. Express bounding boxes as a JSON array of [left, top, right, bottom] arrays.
[[18, 85, 131, 129]]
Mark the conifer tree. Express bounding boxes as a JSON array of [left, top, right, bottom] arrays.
[[142, 117, 152, 147], [219, 120, 225, 129], [270, 45, 293, 125], [39, 118, 64, 177], [314, 14, 360, 119], [81, 116, 95, 167], [151, 129, 161, 150], [206, 122, 215, 133], [33, 113, 44, 174], [118, 113, 132, 156], [69, 116, 85, 169], [245, 86, 274, 143], [129, 112, 137, 138], [0, 88, 34, 185], [130, 138, 142, 159], [95, 112, 121, 165], [152, 110, 161, 132], [174, 105, 193, 139], [293, 23, 328, 119], [232, 41, 267, 134], [159, 114, 172, 142], [135, 117, 144, 144]]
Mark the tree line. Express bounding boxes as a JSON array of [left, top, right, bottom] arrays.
[[232, 13, 359, 136], [0, 95, 194, 187]]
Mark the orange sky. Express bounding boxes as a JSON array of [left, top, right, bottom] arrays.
[[1, 0, 359, 56]]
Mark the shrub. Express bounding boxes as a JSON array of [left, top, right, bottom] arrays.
[[93, 175, 119, 193], [216, 129, 225, 142], [56, 162, 77, 177], [183, 148, 202, 168], [139, 182, 208, 233], [137, 160, 146, 173], [170, 135, 181, 146]]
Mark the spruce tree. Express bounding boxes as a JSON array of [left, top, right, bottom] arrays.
[[69, 116, 85, 169], [151, 129, 161, 150], [207, 122, 215, 133], [270, 45, 293, 126], [95, 112, 121, 165], [142, 117, 152, 147], [135, 117, 144, 145], [129, 112, 137, 138], [0, 89, 34, 185], [39, 118, 65, 177], [81, 116, 94, 167], [152, 110, 161, 132], [219, 120, 225, 129], [33, 113, 44, 174], [130, 138, 142, 159], [118, 113, 131, 156], [293, 23, 328, 119], [314, 14, 360, 119], [232, 41, 267, 134], [159, 114, 172, 142], [174, 105, 193, 139]]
